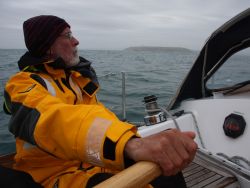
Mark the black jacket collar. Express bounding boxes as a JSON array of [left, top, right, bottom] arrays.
[[18, 52, 47, 70]]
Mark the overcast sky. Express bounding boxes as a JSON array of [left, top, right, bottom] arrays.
[[0, 0, 249, 50]]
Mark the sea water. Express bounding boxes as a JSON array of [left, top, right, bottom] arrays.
[[0, 49, 197, 154]]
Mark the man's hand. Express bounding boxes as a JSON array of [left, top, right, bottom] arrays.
[[124, 129, 197, 176]]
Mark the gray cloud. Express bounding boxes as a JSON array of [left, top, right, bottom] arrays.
[[0, 0, 249, 50]]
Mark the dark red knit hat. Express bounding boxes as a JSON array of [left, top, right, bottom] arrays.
[[23, 15, 70, 57]]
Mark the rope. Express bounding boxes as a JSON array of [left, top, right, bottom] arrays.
[[160, 107, 180, 130], [184, 111, 206, 149]]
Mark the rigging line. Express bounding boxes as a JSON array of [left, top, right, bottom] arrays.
[[160, 107, 180, 130], [98, 69, 170, 79], [143, 107, 180, 130], [184, 111, 206, 149], [127, 69, 167, 74], [100, 69, 166, 75], [98, 72, 120, 78]]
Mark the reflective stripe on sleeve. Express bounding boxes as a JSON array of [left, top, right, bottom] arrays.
[[83, 117, 112, 166]]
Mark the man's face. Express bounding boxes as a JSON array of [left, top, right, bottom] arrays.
[[50, 27, 80, 67]]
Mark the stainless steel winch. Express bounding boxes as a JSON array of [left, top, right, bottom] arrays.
[[143, 95, 166, 126]]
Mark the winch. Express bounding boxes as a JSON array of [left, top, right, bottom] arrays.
[[143, 95, 166, 126]]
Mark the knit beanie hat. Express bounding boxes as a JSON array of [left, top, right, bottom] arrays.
[[23, 15, 70, 57]]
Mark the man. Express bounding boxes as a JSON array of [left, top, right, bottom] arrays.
[[3, 15, 197, 187]]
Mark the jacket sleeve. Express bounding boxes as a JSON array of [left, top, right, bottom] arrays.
[[4, 72, 138, 170]]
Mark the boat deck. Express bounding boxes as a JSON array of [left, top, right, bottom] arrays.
[[183, 158, 239, 188]]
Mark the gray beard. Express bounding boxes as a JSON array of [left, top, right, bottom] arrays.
[[65, 50, 80, 67]]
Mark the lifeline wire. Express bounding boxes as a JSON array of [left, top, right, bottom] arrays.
[[160, 107, 180, 130]]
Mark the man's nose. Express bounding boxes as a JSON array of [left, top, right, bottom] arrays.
[[72, 37, 79, 46]]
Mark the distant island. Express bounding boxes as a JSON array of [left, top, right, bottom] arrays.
[[123, 46, 193, 53]]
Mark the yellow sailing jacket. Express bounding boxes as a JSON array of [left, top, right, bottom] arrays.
[[4, 55, 138, 187]]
